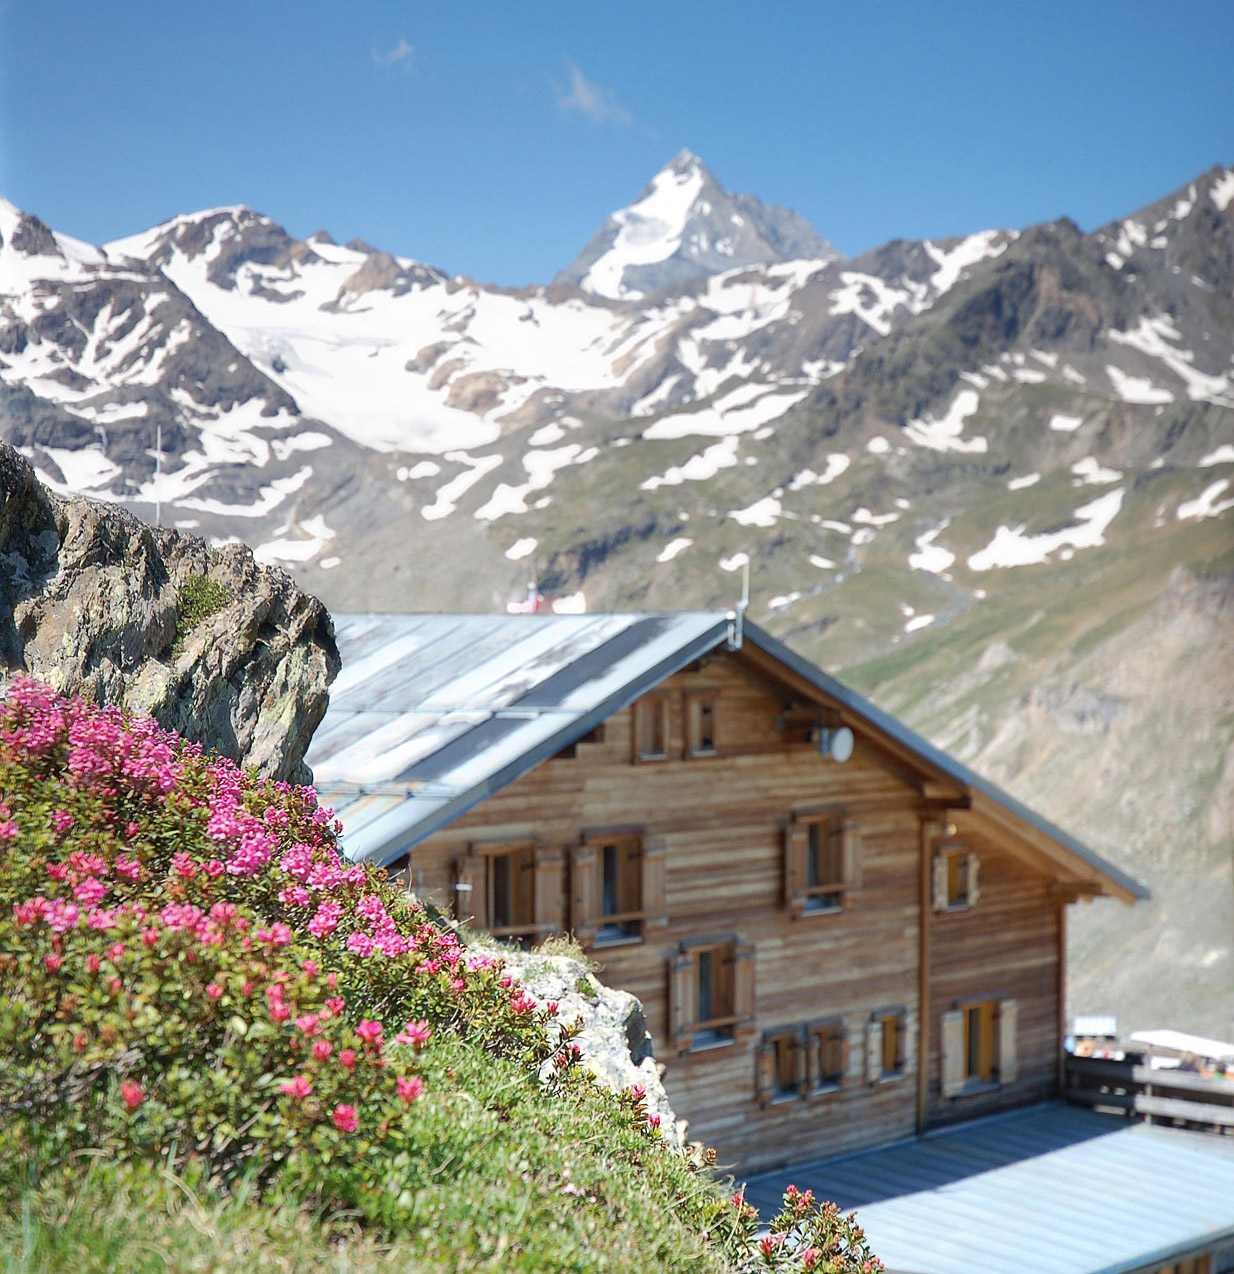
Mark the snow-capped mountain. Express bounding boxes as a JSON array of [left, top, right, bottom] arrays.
[[555, 149, 841, 299], [3, 155, 1233, 1039]]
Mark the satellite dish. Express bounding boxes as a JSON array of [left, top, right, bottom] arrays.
[[817, 726, 854, 764]]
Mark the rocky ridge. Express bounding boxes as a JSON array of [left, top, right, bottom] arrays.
[[0, 442, 339, 781]]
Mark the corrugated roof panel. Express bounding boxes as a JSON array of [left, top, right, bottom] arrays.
[[742, 1104, 1234, 1274]]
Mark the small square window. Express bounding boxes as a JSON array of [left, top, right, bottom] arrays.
[[933, 845, 980, 911]]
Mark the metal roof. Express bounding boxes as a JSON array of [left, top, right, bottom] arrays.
[[307, 610, 1147, 901], [741, 1102, 1234, 1274], [306, 611, 730, 863]]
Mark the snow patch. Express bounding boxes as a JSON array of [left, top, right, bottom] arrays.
[[1177, 479, 1234, 522], [905, 613, 935, 634], [923, 229, 1012, 293], [505, 537, 537, 561], [905, 389, 987, 453], [1106, 365, 1174, 404], [1071, 457, 1123, 485], [968, 488, 1126, 570], [789, 454, 849, 489], [1007, 473, 1041, 491], [641, 436, 740, 489], [656, 537, 693, 563], [728, 495, 781, 527], [1210, 169, 1234, 213], [1049, 414, 1083, 433], [1199, 444, 1234, 467], [909, 523, 955, 575]]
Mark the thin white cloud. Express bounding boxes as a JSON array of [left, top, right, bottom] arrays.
[[373, 37, 414, 70], [557, 63, 631, 127]]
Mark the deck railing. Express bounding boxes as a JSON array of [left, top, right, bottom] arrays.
[[1065, 1054, 1234, 1132]]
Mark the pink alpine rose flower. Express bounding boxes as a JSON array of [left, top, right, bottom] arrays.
[[396, 1075, 424, 1103], [279, 1075, 313, 1100], [331, 1103, 358, 1132]]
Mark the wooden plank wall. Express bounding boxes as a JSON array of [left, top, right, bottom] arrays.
[[925, 831, 1061, 1129], [409, 652, 1060, 1173]]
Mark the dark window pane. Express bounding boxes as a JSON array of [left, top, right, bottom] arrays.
[[491, 855, 511, 929], [602, 843, 619, 918], [697, 949, 714, 1023]]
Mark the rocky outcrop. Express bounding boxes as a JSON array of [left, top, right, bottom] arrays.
[[0, 442, 338, 781], [494, 942, 685, 1148]]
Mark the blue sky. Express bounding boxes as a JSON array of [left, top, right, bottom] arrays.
[[3, 0, 1231, 285]]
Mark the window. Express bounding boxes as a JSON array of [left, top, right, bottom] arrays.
[[757, 1019, 848, 1104], [669, 936, 755, 1052], [941, 999, 1018, 1097], [785, 811, 862, 917], [865, 1009, 907, 1083], [808, 1019, 847, 1090], [454, 840, 563, 942], [633, 695, 669, 761], [570, 832, 667, 946], [932, 844, 980, 911], [685, 692, 717, 757], [757, 1028, 805, 1104]]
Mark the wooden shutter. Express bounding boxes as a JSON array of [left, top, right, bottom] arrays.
[[756, 1041, 776, 1105], [965, 853, 981, 907], [941, 1009, 966, 1097], [533, 844, 564, 934], [785, 823, 808, 916], [642, 838, 668, 931], [864, 1019, 884, 1084], [669, 951, 696, 1052], [570, 843, 600, 944], [733, 940, 756, 1037], [454, 853, 488, 929], [842, 819, 863, 892], [998, 999, 1018, 1084], [792, 1031, 809, 1096], [932, 855, 950, 912]]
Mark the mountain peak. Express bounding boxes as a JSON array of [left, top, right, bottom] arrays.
[[554, 153, 841, 300]]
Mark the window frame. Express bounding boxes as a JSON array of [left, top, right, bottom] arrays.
[[684, 690, 718, 759], [806, 1016, 848, 1094], [632, 694, 670, 763], [571, 828, 667, 948], [941, 997, 1019, 1098], [454, 838, 563, 943], [933, 842, 980, 912], [785, 808, 862, 918], [866, 1006, 907, 1084], [669, 934, 756, 1054]]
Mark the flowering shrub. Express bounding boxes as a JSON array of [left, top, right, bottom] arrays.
[[0, 678, 880, 1271], [0, 677, 578, 1209]]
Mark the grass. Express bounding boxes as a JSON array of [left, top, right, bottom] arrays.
[[2, 1034, 742, 1274], [174, 574, 232, 647]]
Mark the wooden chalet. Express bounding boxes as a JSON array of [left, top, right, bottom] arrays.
[[307, 611, 1146, 1174]]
